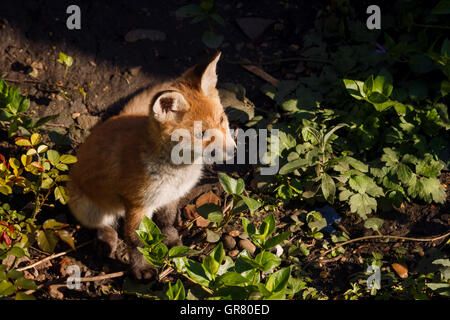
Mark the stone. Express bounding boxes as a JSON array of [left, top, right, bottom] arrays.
[[228, 249, 239, 257], [236, 17, 274, 41], [238, 239, 256, 255], [77, 114, 100, 131], [222, 234, 236, 250]]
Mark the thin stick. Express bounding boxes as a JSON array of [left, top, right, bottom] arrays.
[[17, 240, 93, 272], [240, 64, 279, 87], [320, 232, 450, 257], [24, 271, 126, 295], [78, 271, 125, 282]]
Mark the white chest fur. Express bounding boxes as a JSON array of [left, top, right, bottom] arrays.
[[142, 161, 203, 217]]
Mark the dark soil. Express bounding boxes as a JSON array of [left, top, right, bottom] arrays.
[[0, 0, 448, 299]]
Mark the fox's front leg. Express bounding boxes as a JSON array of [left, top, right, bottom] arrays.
[[154, 200, 182, 247], [124, 205, 156, 280]]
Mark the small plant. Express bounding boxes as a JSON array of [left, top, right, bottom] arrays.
[[57, 52, 73, 79], [0, 80, 57, 137], [176, 0, 225, 48], [136, 213, 304, 300]]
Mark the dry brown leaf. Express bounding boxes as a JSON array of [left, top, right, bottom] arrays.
[[392, 263, 408, 279], [195, 191, 221, 208], [183, 204, 198, 221]]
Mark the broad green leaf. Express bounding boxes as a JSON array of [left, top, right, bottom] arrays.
[[278, 158, 309, 175], [47, 150, 60, 165], [196, 203, 223, 223], [265, 232, 291, 250], [364, 218, 384, 231], [265, 267, 290, 293], [349, 193, 377, 219], [321, 173, 336, 202], [43, 219, 69, 230], [59, 154, 77, 164], [240, 195, 261, 213], [206, 229, 221, 243], [431, 0, 450, 14], [343, 79, 365, 100], [218, 172, 238, 194], [55, 230, 76, 250], [54, 186, 69, 204], [36, 230, 58, 253], [169, 246, 200, 259]]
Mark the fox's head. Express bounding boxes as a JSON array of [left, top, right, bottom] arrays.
[[150, 52, 236, 164]]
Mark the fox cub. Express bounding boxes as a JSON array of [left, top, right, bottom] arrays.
[[67, 52, 235, 278]]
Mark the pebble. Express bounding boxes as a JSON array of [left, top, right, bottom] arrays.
[[238, 239, 256, 255], [229, 230, 240, 237], [228, 249, 239, 257], [222, 234, 236, 250]]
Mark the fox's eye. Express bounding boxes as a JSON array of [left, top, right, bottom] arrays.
[[220, 115, 225, 124]]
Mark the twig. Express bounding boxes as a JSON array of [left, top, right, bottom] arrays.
[[78, 271, 125, 282], [320, 232, 450, 257], [158, 266, 174, 281], [17, 240, 93, 272], [240, 64, 279, 87], [24, 271, 126, 295]]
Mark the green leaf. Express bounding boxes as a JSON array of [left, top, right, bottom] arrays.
[[240, 195, 261, 213], [214, 272, 248, 287], [175, 4, 203, 17], [15, 277, 37, 290], [364, 218, 384, 231], [441, 80, 450, 97], [202, 31, 223, 49], [196, 203, 223, 223], [426, 283, 450, 296], [259, 214, 276, 238], [36, 230, 58, 253], [43, 219, 68, 230], [265, 267, 290, 293], [0, 280, 15, 296], [431, 0, 450, 14], [321, 173, 336, 202], [165, 279, 185, 300], [54, 186, 69, 205], [265, 232, 291, 250], [55, 230, 76, 250], [218, 172, 238, 194], [396, 163, 414, 184], [242, 217, 256, 237], [349, 175, 383, 197], [343, 79, 365, 100], [278, 158, 309, 175], [15, 292, 36, 300], [59, 154, 77, 164], [256, 251, 281, 272], [7, 247, 25, 258], [168, 246, 200, 259], [349, 193, 377, 219], [420, 177, 446, 203], [47, 150, 60, 165], [205, 229, 221, 243]]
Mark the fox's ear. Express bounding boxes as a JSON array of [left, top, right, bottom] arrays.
[[183, 52, 221, 95], [152, 91, 189, 122]]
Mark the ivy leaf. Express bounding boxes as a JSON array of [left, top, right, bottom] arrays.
[[55, 230, 76, 250], [349, 193, 377, 219], [364, 218, 384, 232], [36, 230, 58, 253]]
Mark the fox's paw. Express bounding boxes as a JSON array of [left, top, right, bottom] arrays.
[[96, 226, 118, 259], [161, 226, 182, 247], [129, 248, 157, 280]]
